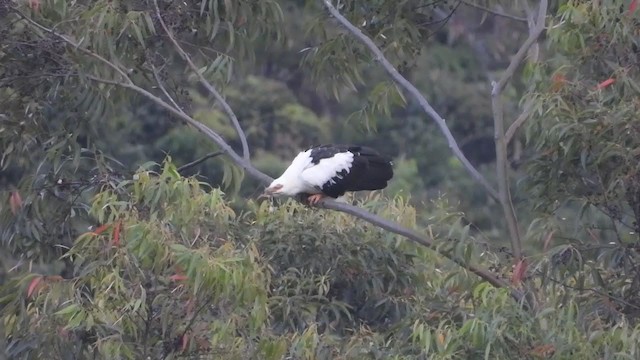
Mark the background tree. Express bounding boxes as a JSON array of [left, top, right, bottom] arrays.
[[2, 0, 640, 359]]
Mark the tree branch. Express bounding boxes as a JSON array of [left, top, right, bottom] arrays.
[[17, 13, 523, 303], [504, 99, 534, 145], [317, 200, 522, 300], [492, 0, 548, 95], [151, 65, 187, 115], [460, 0, 528, 22], [491, 0, 548, 260], [15, 9, 133, 85], [321, 0, 499, 202], [86, 75, 272, 184], [177, 151, 224, 173], [152, 0, 250, 161]]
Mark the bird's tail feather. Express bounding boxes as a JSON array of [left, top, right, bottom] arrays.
[[347, 154, 394, 191]]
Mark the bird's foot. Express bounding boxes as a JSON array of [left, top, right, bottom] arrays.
[[307, 193, 326, 206]]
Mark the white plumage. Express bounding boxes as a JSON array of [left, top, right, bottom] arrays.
[[301, 152, 354, 188]]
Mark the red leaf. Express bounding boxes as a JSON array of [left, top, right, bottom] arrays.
[[169, 274, 189, 281], [530, 344, 556, 357], [27, 276, 43, 298], [9, 191, 23, 215], [596, 78, 615, 89], [181, 333, 189, 352], [630, 0, 638, 14], [511, 258, 528, 286], [92, 224, 110, 235], [550, 73, 566, 92], [28, 0, 40, 12], [112, 220, 122, 246]]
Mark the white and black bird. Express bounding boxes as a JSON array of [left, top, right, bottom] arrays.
[[261, 144, 394, 205]]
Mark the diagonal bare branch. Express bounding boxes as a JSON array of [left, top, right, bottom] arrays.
[[15, 9, 132, 85], [504, 99, 535, 145], [321, 0, 499, 202], [177, 151, 225, 173], [16, 12, 523, 303], [152, 0, 250, 161], [151, 65, 187, 115], [85, 75, 272, 184], [317, 200, 519, 295], [491, 0, 548, 260], [460, 0, 528, 22]]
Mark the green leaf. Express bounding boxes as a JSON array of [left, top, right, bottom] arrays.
[[55, 303, 80, 316]]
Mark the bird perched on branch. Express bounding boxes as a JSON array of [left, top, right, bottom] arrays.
[[261, 144, 394, 205]]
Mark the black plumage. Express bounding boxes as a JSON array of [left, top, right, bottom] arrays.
[[307, 144, 394, 198]]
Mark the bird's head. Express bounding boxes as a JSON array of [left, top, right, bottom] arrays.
[[259, 182, 285, 199]]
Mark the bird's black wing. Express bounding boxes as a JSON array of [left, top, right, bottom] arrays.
[[305, 144, 394, 198]]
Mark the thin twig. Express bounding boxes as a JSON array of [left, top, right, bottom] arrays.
[[151, 65, 187, 115], [0, 72, 73, 85], [317, 200, 522, 301], [17, 13, 523, 302], [321, 0, 499, 202], [179, 297, 211, 344], [177, 151, 224, 173], [504, 99, 534, 145], [491, 0, 548, 260], [460, 0, 528, 22], [543, 272, 640, 311], [152, 0, 250, 161], [491, 1, 548, 95], [15, 9, 132, 85]]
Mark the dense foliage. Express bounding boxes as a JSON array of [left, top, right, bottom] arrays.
[[523, 0, 640, 323], [3, 163, 640, 359], [2, 0, 640, 358]]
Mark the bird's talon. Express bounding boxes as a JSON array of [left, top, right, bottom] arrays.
[[307, 194, 324, 206]]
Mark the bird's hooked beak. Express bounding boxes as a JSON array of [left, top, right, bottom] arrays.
[[258, 184, 283, 199]]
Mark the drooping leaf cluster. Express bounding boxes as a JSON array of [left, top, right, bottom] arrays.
[[523, 0, 640, 322]]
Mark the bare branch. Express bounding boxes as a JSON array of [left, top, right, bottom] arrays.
[[321, 0, 499, 202], [504, 99, 535, 145], [177, 151, 224, 173], [151, 65, 187, 115], [492, 1, 548, 95], [460, 0, 528, 22], [15, 10, 133, 85], [542, 272, 640, 311], [152, 0, 250, 161], [17, 13, 524, 302], [491, 0, 548, 260], [86, 75, 272, 184], [317, 199, 522, 300]]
